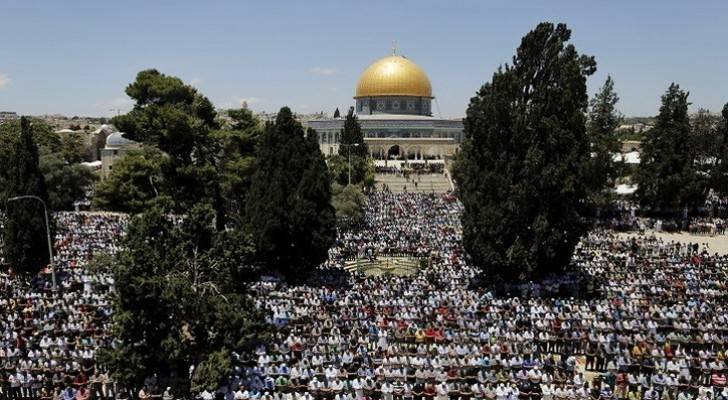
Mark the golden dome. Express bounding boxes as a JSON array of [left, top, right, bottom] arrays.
[[355, 55, 432, 98]]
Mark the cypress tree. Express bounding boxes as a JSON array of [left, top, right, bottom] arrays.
[[338, 107, 368, 158], [455, 22, 596, 283], [2, 117, 53, 277], [333, 107, 341, 119], [587, 76, 622, 208], [335, 107, 369, 185], [711, 103, 728, 196], [636, 84, 702, 212], [246, 107, 335, 282]]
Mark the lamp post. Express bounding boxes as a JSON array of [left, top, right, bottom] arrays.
[[340, 143, 360, 186], [6, 195, 56, 291]]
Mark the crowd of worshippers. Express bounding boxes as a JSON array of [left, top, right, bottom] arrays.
[[0, 213, 127, 400], [595, 201, 726, 236], [233, 193, 728, 400], [687, 219, 726, 236], [596, 202, 642, 232], [704, 194, 728, 220], [3, 194, 728, 400], [329, 192, 461, 261]]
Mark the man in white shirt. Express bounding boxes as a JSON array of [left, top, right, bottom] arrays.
[[496, 383, 508, 400], [381, 381, 394, 400], [436, 382, 449, 400], [352, 378, 364, 400], [541, 383, 554, 400]]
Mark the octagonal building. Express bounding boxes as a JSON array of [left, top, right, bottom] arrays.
[[309, 51, 464, 161]]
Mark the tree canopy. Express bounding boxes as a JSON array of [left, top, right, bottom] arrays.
[[110, 69, 222, 218], [246, 107, 336, 282], [96, 70, 266, 231], [338, 107, 368, 159], [332, 183, 367, 227], [636, 83, 703, 212], [1, 118, 90, 210], [586, 76, 622, 208], [455, 22, 597, 283], [101, 203, 269, 393], [1, 117, 53, 277], [212, 107, 261, 225], [93, 147, 168, 213], [97, 72, 274, 396], [40, 154, 98, 210], [333, 108, 369, 186], [712, 104, 728, 196]]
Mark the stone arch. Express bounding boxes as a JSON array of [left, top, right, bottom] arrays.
[[424, 145, 443, 159], [406, 145, 425, 160]]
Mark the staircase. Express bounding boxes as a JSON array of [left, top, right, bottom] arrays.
[[375, 173, 452, 193]]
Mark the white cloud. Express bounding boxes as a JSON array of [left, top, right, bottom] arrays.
[[190, 77, 202, 86], [310, 67, 337, 76], [0, 73, 10, 88]]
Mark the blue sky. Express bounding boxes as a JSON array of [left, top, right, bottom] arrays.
[[0, 0, 726, 118]]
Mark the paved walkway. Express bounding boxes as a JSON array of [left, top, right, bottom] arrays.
[[375, 173, 452, 193]]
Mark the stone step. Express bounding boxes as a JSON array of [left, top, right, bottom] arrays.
[[374, 173, 452, 193]]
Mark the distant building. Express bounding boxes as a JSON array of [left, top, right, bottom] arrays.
[[618, 123, 653, 134], [100, 132, 140, 179], [0, 111, 19, 122], [88, 124, 117, 161]]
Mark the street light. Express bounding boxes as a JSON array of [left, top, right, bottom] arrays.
[[340, 143, 360, 186], [5, 195, 56, 291]]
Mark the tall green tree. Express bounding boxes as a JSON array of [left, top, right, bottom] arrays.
[[691, 108, 719, 167], [332, 183, 367, 227], [636, 84, 703, 211], [587, 76, 622, 199], [2, 117, 53, 276], [94, 71, 266, 229], [338, 107, 368, 158], [102, 203, 269, 394], [59, 131, 87, 163], [1, 118, 94, 211], [227, 107, 259, 132], [455, 22, 596, 283], [40, 154, 98, 210], [712, 104, 728, 196], [689, 108, 723, 195], [93, 147, 168, 213], [111, 69, 221, 217], [328, 154, 373, 187], [0, 117, 62, 159], [212, 107, 261, 224], [334, 108, 368, 185], [246, 107, 336, 282]]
